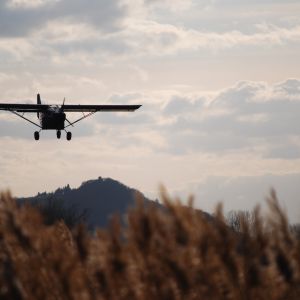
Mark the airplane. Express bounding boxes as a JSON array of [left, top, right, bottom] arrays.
[[0, 94, 141, 141]]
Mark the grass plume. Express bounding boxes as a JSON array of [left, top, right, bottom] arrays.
[[0, 189, 299, 299]]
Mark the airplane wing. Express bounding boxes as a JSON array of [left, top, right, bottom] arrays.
[[0, 101, 142, 131], [61, 104, 141, 112], [0, 103, 48, 112], [0, 103, 141, 112]]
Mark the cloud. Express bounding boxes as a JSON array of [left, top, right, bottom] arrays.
[[0, 0, 127, 37], [44, 22, 300, 61], [144, 0, 193, 12], [1, 2, 300, 64], [155, 79, 300, 158], [163, 95, 204, 115], [123, 21, 300, 56]]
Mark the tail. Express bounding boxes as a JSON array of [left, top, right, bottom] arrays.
[[37, 93, 41, 104], [37, 93, 41, 118]]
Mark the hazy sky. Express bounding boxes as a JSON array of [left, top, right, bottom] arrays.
[[0, 0, 300, 221]]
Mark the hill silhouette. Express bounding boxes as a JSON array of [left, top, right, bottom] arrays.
[[19, 177, 159, 229]]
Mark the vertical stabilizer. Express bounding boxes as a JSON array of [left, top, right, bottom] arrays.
[[37, 93, 41, 118], [37, 93, 41, 104]]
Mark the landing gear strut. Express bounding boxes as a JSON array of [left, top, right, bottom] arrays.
[[34, 131, 40, 141], [56, 130, 61, 139], [66, 131, 72, 141]]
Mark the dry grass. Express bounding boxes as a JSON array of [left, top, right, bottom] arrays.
[[0, 189, 299, 300]]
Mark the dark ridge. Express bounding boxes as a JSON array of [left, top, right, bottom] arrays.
[[18, 177, 160, 229], [18, 177, 213, 230]]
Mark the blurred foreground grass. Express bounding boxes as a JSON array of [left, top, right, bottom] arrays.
[[0, 189, 299, 300]]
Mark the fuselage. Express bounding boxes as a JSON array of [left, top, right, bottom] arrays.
[[39, 106, 66, 130]]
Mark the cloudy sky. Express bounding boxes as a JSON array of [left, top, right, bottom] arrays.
[[0, 0, 300, 221]]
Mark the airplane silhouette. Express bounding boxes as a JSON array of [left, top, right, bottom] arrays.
[[0, 94, 141, 140]]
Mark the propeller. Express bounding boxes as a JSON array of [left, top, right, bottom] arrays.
[[61, 97, 74, 127]]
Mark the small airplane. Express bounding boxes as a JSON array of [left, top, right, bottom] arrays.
[[0, 94, 141, 140]]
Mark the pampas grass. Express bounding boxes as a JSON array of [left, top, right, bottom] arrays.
[[0, 189, 299, 299]]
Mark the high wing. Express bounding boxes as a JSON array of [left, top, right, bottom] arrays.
[[0, 103, 141, 112], [0, 103, 48, 112], [61, 104, 141, 112]]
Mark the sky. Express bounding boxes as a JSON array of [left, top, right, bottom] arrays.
[[0, 0, 300, 222]]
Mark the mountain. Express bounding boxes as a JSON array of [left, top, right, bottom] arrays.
[[19, 177, 159, 229]]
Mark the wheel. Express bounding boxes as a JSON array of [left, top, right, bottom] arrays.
[[34, 131, 40, 141], [57, 130, 61, 139], [66, 131, 72, 141]]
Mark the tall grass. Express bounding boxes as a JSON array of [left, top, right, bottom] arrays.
[[0, 189, 299, 299]]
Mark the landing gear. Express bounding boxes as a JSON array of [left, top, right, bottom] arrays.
[[33, 130, 72, 141], [34, 131, 40, 141], [66, 131, 72, 141]]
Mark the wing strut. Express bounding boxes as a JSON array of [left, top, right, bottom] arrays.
[[10, 110, 42, 128], [64, 111, 96, 129]]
